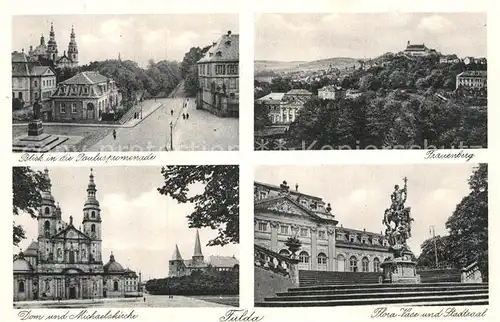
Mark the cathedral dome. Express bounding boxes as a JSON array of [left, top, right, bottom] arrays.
[[13, 253, 33, 273], [104, 253, 124, 273]]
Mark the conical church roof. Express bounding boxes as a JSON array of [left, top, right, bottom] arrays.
[[193, 229, 203, 257], [172, 244, 183, 261]]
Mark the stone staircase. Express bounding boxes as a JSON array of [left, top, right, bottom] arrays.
[[299, 271, 382, 287], [256, 282, 488, 307]]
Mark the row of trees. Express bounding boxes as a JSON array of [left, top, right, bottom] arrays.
[[145, 270, 239, 296], [180, 45, 211, 97], [417, 164, 488, 278], [281, 92, 486, 149]]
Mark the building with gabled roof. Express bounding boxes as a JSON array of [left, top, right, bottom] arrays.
[[196, 30, 239, 117], [13, 169, 140, 302], [50, 71, 121, 121], [254, 180, 391, 273], [403, 41, 438, 57], [169, 229, 239, 277]]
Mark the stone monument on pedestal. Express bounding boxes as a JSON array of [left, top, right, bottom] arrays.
[[380, 177, 420, 284], [12, 99, 69, 152]]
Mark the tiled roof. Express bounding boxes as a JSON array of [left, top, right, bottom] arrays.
[[198, 32, 239, 63], [255, 92, 285, 103], [183, 259, 209, 268], [30, 66, 54, 76], [61, 71, 110, 85], [286, 89, 313, 96], [208, 255, 239, 268], [12, 51, 29, 63], [255, 181, 322, 201], [406, 44, 427, 51], [318, 85, 341, 92], [458, 70, 487, 78]]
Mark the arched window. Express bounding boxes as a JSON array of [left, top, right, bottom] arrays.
[[373, 257, 381, 272], [44, 220, 50, 231], [299, 251, 309, 263], [45, 207, 50, 215], [19, 280, 25, 292], [349, 256, 358, 272], [279, 249, 290, 257], [113, 281, 119, 291], [57, 248, 62, 259], [317, 253, 327, 265], [91, 211, 96, 218], [337, 254, 346, 272], [91, 224, 96, 233], [362, 257, 369, 272]]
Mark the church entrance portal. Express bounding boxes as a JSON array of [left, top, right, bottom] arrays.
[[69, 286, 76, 299]]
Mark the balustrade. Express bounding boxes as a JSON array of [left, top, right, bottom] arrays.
[[254, 244, 299, 286]]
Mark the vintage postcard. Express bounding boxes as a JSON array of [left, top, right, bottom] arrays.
[[11, 14, 239, 153], [254, 13, 487, 151], [254, 164, 488, 307], [13, 166, 239, 308]]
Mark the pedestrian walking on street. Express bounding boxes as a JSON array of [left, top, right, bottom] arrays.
[[171, 109, 174, 116], [186, 113, 189, 120], [182, 113, 186, 120], [143, 297, 146, 302], [113, 129, 116, 140]]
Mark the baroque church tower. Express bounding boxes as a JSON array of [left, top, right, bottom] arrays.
[[46, 22, 58, 61], [82, 169, 102, 263], [37, 169, 57, 262], [67, 25, 78, 64]]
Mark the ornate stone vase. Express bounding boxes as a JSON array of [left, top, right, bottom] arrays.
[[285, 237, 302, 258]]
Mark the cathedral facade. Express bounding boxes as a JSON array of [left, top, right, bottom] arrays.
[[27, 23, 79, 69], [169, 230, 239, 277], [254, 181, 392, 273], [13, 169, 140, 302]]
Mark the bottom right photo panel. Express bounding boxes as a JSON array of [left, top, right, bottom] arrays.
[[254, 164, 488, 307]]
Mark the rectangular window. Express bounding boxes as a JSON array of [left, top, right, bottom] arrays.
[[300, 228, 308, 237], [258, 191, 268, 200], [227, 64, 238, 75], [258, 222, 268, 232], [318, 230, 326, 240], [215, 65, 226, 75], [71, 103, 77, 113], [229, 78, 236, 89], [280, 225, 289, 235], [60, 103, 66, 114]]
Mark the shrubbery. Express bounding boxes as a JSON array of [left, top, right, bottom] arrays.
[[145, 270, 239, 296]]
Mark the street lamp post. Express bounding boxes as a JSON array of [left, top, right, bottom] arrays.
[[169, 121, 173, 151], [430, 225, 439, 268], [140, 103, 143, 119]]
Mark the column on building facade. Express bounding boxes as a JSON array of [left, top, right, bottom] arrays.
[[279, 106, 284, 123], [310, 227, 318, 270], [327, 228, 336, 272], [270, 221, 279, 252]]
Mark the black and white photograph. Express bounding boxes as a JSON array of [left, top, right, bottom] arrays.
[[254, 13, 487, 151], [12, 14, 239, 153], [254, 164, 488, 306], [13, 165, 239, 308]]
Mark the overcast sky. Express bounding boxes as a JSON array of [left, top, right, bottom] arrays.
[[255, 13, 486, 61], [14, 166, 239, 280], [255, 164, 478, 256], [12, 14, 238, 67]]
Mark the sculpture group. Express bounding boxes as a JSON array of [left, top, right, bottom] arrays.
[[382, 177, 414, 258]]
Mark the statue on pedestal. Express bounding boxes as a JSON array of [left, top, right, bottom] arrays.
[[380, 177, 419, 284], [27, 99, 44, 137]]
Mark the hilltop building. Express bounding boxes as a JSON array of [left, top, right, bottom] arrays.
[[50, 71, 121, 121], [169, 230, 239, 277], [13, 169, 141, 301], [11, 51, 57, 108], [403, 41, 438, 57], [196, 30, 239, 117], [255, 89, 313, 126], [26, 23, 79, 69], [254, 181, 391, 272]]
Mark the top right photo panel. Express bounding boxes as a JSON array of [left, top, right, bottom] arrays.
[[254, 13, 487, 151]]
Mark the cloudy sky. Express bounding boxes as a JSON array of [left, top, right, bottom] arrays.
[[255, 164, 478, 256], [12, 14, 238, 66], [255, 13, 486, 61], [14, 166, 239, 280]]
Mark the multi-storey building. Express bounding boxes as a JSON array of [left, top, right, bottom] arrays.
[[403, 41, 438, 57], [254, 181, 391, 272], [50, 71, 121, 121], [456, 70, 487, 90], [13, 169, 140, 301], [255, 89, 313, 126], [196, 30, 239, 117], [11, 51, 57, 109]]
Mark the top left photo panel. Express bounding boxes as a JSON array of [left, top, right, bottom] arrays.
[[12, 14, 239, 153]]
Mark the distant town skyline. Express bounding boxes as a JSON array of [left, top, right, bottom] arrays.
[[255, 13, 486, 61], [12, 14, 238, 67], [13, 167, 239, 280]]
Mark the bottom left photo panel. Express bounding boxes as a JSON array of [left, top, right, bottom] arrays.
[[12, 165, 240, 308]]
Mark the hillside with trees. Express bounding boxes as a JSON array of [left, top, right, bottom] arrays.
[[255, 54, 487, 149]]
